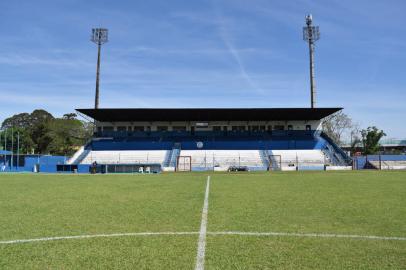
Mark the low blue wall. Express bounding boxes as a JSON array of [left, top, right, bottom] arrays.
[[353, 155, 406, 169], [1, 155, 70, 173]]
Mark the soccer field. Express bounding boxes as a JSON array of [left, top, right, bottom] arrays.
[[0, 171, 405, 269]]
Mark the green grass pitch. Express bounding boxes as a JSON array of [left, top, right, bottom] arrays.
[[0, 171, 405, 269]]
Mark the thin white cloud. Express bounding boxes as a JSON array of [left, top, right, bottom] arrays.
[[212, 3, 265, 95], [0, 53, 93, 67], [111, 46, 274, 56]]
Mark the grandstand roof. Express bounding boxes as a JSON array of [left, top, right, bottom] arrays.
[[77, 108, 342, 122]]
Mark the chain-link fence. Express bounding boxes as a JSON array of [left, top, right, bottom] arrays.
[[176, 151, 348, 171], [353, 155, 406, 170]]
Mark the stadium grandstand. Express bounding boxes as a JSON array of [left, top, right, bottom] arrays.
[[66, 107, 353, 172]]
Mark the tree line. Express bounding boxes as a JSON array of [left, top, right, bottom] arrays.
[[322, 111, 386, 155], [0, 109, 93, 156]]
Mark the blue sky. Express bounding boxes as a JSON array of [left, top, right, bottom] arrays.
[[0, 0, 405, 137]]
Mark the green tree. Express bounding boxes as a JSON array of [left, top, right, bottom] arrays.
[[0, 128, 34, 154], [30, 109, 54, 126], [46, 118, 85, 155], [30, 122, 52, 154], [1, 113, 31, 129], [63, 113, 77, 120], [1, 109, 54, 130], [1, 109, 55, 153], [1, 109, 91, 155], [361, 126, 386, 155]]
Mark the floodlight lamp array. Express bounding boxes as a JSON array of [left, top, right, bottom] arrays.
[[91, 28, 108, 45], [303, 26, 320, 41]]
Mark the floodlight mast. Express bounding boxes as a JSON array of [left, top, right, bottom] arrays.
[[91, 28, 108, 109], [303, 15, 320, 108]]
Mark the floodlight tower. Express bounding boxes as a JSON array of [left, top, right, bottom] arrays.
[[303, 15, 320, 108], [91, 28, 108, 109]]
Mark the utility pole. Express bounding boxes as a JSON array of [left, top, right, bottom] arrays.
[[3, 130, 6, 170], [303, 14, 320, 108], [17, 132, 20, 170], [4, 130, 6, 153], [11, 128, 13, 169], [91, 28, 109, 109]]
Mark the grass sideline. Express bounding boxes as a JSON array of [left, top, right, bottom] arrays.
[[0, 171, 405, 269]]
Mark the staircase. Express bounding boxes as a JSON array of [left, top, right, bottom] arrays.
[[321, 145, 339, 165], [259, 150, 270, 169], [66, 146, 90, 165], [319, 132, 352, 166], [163, 143, 181, 167]]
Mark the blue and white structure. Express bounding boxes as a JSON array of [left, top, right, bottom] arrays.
[[68, 108, 352, 171]]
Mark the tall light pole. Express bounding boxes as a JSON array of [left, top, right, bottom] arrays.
[[17, 132, 19, 170], [3, 130, 6, 153], [11, 128, 13, 169], [303, 15, 320, 108], [91, 28, 108, 109]]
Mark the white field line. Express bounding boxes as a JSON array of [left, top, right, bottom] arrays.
[[1, 230, 405, 245], [0, 232, 199, 245], [208, 231, 406, 241], [194, 176, 211, 270]]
